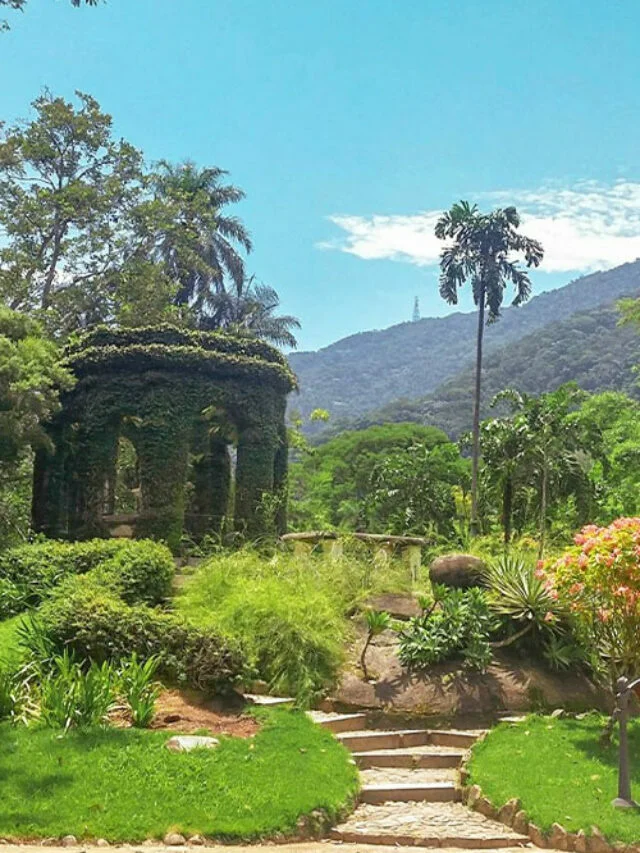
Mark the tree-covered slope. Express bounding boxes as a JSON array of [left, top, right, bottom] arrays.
[[289, 260, 640, 420], [334, 303, 640, 439]]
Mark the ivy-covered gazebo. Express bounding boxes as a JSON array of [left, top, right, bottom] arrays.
[[32, 325, 297, 550]]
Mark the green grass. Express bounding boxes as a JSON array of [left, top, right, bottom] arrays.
[[0, 707, 358, 842], [468, 714, 640, 844]]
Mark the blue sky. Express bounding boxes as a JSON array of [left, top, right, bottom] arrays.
[[2, 0, 640, 350]]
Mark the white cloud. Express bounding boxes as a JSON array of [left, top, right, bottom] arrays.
[[321, 180, 640, 274]]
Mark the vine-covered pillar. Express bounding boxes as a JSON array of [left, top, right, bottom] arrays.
[[134, 388, 192, 553], [187, 427, 231, 541], [32, 423, 69, 538], [273, 421, 289, 535], [69, 418, 120, 540], [234, 424, 279, 540]]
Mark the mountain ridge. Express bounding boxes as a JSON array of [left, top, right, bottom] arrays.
[[289, 259, 640, 421]]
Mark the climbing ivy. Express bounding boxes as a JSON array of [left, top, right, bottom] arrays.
[[33, 326, 295, 551]]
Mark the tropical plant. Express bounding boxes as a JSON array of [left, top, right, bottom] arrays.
[[118, 653, 161, 728], [360, 610, 391, 680], [435, 202, 543, 535], [398, 585, 495, 671], [482, 554, 565, 646], [39, 651, 116, 730]]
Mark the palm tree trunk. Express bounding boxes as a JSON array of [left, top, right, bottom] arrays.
[[503, 476, 513, 546], [470, 285, 486, 537], [538, 459, 548, 558]]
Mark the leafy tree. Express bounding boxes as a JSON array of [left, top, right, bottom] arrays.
[[365, 442, 470, 537], [434, 202, 543, 534], [288, 423, 454, 531], [0, 91, 143, 333]]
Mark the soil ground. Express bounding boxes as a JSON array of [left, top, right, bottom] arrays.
[[111, 689, 260, 737]]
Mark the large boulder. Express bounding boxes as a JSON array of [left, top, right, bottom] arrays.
[[429, 553, 485, 588]]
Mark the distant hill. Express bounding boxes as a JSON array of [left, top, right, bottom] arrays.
[[289, 260, 640, 422], [331, 303, 640, 439]]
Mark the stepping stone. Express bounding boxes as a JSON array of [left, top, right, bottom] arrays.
[[338, 728, 432, 752], [165, 735, 219, 752], [243, 694, 294, 706]]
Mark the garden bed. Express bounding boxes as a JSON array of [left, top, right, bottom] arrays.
[[0, 706, 358, 843], [467, 714, 640, 845]]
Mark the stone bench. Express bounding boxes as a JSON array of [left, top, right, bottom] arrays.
[[280, 531, 430, 583]]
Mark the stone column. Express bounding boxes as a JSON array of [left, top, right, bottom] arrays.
[[69, 420, 119, 540], [273, 421, 289, 535], [234, 425, 278, 540], [32, 425, 68, 538]]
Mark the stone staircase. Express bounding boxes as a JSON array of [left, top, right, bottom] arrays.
[[310, 711, 530, 849]]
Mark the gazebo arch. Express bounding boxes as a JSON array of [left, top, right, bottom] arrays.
[[32, 325, 297, 550]]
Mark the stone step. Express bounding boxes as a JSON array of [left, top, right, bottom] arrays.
[[330, 801, 530, 849], [429, 729, 482, 749], [338, 728, 480, 752], [338, 729, 432, 752], [360, 767, 457, 787], [307, 711, 368, 733], [360, 781, 460, 804], [354, 747, 465, 769]]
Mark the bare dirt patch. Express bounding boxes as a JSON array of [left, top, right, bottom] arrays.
[[112, 689, 260, 737]]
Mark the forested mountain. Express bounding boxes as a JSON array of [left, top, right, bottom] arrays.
[[289, 260, 640, 421], [324, 303, 640, 439]]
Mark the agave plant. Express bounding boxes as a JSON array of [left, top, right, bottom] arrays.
[[482, 553, 566, 647]]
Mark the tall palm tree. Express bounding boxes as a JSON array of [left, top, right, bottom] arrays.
[[151, 160, 252, 317], [435, 202, 543, 535]]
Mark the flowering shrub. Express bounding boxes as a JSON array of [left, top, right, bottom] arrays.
[[539, 518, 640, 681]]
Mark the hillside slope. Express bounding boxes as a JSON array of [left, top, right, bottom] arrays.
[[289, 260, 640, 419], [331, 303, 640, 439]]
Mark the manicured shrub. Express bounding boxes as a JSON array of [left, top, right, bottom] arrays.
[[37, 576, 242, 693], [540, 517, 640, 682], [0, 538, 174, 609], [94, 540, 175, 605], [398, 585, 494, 671]]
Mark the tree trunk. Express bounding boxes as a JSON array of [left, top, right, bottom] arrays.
[[470, 285, 486, 537], [503, 476, 513, 546], [538, 459, 548, 558]]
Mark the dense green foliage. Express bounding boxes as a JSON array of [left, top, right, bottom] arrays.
[[468, 715, 640, 844], [37, 574, 241, 692], [0, 538, 174, 613], [398, 586, 495, 671], [290, 261, 640, 425], [289, 422, 464, 532], [0, 707, 358, 841]]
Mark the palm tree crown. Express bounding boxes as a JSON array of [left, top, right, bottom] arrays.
[[435, 202, 543, 320]]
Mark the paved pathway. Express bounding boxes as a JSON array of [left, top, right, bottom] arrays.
[[310, 711, 530, 849]]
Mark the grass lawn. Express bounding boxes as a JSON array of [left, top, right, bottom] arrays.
[[468, 714, 640, 844], [0, 706, 358, 842]]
